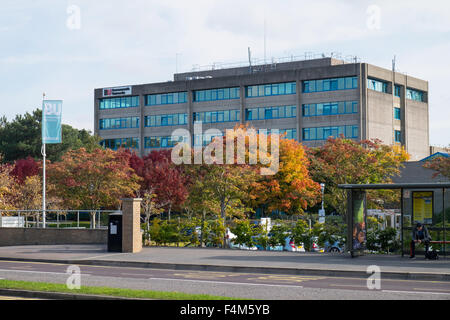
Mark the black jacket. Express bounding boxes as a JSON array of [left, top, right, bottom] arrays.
[[412, 225, 431, 242]]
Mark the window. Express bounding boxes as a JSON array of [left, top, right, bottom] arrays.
[[245, 105, 296, 120], [99, 96, 140, 110], [303, 76, 358, 93], [302, 101, 358, 117], [394, 108, 401, 120], [302, 125, 359, 141], [395, 130, 402, 143], [100, 138, 139, 150], [406, 88, 425, 102], [395, 85, 402, 97], [367, 78, 388, 93], [193, 109, 240, 124], [145, 92, 187, 106], [245, 82, 296, 98], [144, 113, 187, 127], [99, 117, 139, 130], [144, 135, 187, 149], [193, 87, 240, 102]]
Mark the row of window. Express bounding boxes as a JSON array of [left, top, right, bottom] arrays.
[[302, 125, 359, 141], [245, 82, 297, 98], [99, 96, 140, 110], [246, 105, 297, 121], [144, 113, 188, 127], [368, 78, 388, 93], [303, 101, 358, 117], [303, 77, 358, 93], [145, 92, 187, 106], [407, 88, 425, 102], [100, 138, 140, 150], [193, 109, 240, 123], [258, 129, 297, 141], [99, 117, 140, 130], [144, 135, 188, 149], [193, 87, 240, 102]]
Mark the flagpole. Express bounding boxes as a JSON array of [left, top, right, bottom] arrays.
[[42, 93, 46, 229]]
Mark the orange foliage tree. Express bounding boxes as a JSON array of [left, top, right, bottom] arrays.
[[47, 148, 141, 227]]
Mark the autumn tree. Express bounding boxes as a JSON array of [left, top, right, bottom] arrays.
[[12, 175, 42, 227], [47, 148, 141, 228], [0, 158, 15, 210], [10, 157, 40, 183], [307, 137, 409, 216], [251, 138, 321, 215], [130, 150, 188, 220], [423, 156, 450, 178]]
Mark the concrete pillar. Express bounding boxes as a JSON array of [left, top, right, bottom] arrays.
[[121, 198, 142, 253]]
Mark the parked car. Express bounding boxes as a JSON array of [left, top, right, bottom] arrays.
[[324, 240, 345, 253], [227, 228, 258, 250], [311, 236, 325, 253], [284, 237, 306, 252]]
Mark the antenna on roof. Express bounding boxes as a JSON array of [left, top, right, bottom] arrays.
[[392, 55, 396, 72]]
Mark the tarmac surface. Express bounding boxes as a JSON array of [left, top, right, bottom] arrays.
[[0, 245, 448, 279], [0, 245, 448, 299]]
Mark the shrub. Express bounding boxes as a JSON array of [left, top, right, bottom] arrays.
[[268, 221, 291, 248]]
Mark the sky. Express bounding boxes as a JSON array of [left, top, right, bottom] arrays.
[[0, 0, 449, 147]]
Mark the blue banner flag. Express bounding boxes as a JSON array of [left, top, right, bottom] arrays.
[[42, 100, 63, 144]]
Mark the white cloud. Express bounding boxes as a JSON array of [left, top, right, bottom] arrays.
[[0, 0, 449, 145]]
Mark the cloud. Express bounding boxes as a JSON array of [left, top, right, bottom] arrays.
[[0, 0, 449, 145]]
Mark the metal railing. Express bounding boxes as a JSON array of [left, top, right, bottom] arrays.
[[189, 52, 362, 72], [0, 210, 121, 229]]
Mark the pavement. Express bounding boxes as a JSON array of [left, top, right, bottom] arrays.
[[0, 244, 448, 281]]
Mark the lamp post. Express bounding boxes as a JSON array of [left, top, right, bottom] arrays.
[[319, 183, 325, 223]]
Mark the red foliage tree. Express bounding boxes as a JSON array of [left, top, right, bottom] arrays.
[[130, 150, 188, 219], [10, 157, 40, 184]]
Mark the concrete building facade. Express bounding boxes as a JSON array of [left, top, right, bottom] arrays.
[[94, 57, 430, 160]]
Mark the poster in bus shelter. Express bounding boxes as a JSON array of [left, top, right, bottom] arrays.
[[352, 192, 366, 251], [413, 191, 433, 224]]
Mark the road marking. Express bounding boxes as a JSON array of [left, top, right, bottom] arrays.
[[330, 284, 369, 288], [382, 290, 450, 296], [77, 253, 130, 260], [253, 275, 325, 283], [0, 269, 90, 276], [149, 277, 303, 288], [413, 288, 450, 292]]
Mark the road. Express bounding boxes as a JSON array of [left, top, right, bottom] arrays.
[[0, 260, 449, 300]]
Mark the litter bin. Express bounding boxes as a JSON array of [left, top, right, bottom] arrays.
[[108, 213, 122, 252]]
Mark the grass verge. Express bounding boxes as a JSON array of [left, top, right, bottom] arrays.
[[0, 279, 240, 300]]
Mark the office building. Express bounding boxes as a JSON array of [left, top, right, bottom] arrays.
[[94, 56, 430, 160]]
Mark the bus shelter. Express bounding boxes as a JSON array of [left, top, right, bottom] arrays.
[[338, 183, 450, 258]]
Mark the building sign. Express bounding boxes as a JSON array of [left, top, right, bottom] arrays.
[[413, 191, 433, 224], [103, 86, 132, 97], [42, 100, 63, 144]]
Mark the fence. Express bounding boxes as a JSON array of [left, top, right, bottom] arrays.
[[0, 210, 121, 229]]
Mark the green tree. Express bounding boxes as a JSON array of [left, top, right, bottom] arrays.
[[0, 109, 101, 163]]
